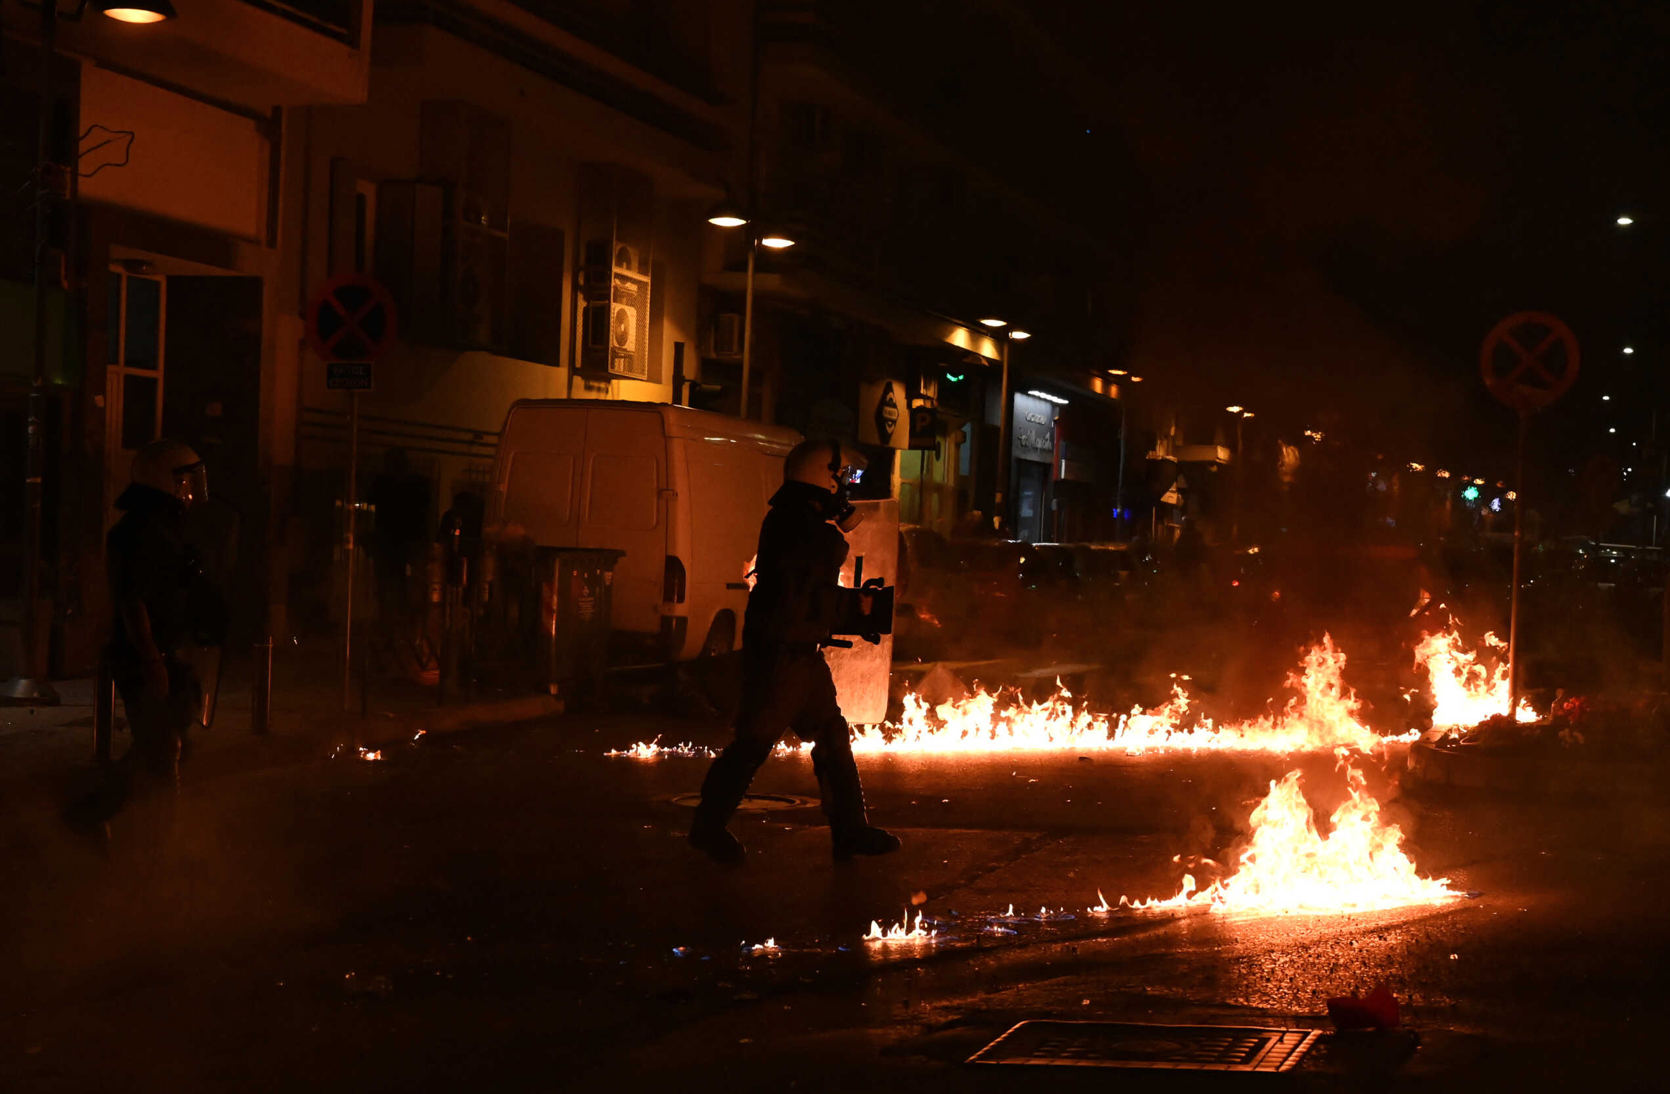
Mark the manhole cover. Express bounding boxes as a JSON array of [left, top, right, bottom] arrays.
[[667, 793, 815, 811], [967, 1021, 1320, 1072]]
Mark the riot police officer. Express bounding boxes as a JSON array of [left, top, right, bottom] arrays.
[[688, 439, 900, 864], [68, 439, 224, 838]]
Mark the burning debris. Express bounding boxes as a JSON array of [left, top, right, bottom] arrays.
[[1414, 625, 1536, 730], [850, 635, 1414, 755], [609, 635, 1424, 761], [743, 938, 779, 954], [1110, 752, 1460, 916], [863, 910, 936, 944], [605, 737, 716, 760]]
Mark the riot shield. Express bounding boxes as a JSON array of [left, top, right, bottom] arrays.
[[824, 498, 898, 726], [181, 499, 239, 729]]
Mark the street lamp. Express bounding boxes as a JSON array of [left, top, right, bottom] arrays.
[[709, 214, 796, 419], [1230, 405, 1253, 542], [3, 0, 172, 707], [705, 198, 747, 228], [994, 326, 1031, 534], [98, 1, 178, 21]]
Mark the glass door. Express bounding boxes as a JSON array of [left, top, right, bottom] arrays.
[[104, 268, 166, 522]]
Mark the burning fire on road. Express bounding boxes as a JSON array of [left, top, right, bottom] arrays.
[[864, 910, 936, 943], [1414, 624, 1537, 730], [1103, 751, 1461, 916], [851, 636, 1415, 756]]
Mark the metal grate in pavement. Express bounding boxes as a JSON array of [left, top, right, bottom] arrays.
[[967, 1021, 1321, 1072]]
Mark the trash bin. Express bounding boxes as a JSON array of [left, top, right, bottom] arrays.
[[537, 547, 625, 705]]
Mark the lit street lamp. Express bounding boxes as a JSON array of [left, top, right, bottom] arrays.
[[1229, 405, 1253, 542], [708, 208, 795, 420]]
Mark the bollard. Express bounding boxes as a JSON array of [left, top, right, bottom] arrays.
[[93, 657, 114, 767]]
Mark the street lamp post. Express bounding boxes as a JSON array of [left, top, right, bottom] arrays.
[[1226, 406, 1253, 543], [984, 321, 1025, 537]]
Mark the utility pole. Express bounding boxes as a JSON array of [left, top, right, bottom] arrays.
[[4, 0, 64, 705]]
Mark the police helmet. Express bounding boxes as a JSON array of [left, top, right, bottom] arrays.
[[784, 438, 867, 492], [131, 438, 208, 507]]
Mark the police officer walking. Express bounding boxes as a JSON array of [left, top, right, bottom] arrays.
[[688, 439, 900, 865], [67, 439, 225, 840]]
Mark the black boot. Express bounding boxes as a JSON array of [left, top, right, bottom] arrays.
[[688, 739, 769, 864], [815, 741, 901, 861]]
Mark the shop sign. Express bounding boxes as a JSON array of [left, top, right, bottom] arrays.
[[858, 379, 908, 449]]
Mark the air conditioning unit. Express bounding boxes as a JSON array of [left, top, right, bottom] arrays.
[[612, 243, 642, 276], [608, 274, 649, 380], [575, 164, 655, 381], [712, 312, 742, 357], [611, 302, 637, 354]]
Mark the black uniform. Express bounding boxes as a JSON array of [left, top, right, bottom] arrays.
[[86, 484, 223, 821], [691, 480, 879, 849]]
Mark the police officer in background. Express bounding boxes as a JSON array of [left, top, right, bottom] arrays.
[[68, 439, 225, 838], [689, 439, 900, 865]]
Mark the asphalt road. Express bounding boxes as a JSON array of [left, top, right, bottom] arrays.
[[4, 706, 1669, 1092]]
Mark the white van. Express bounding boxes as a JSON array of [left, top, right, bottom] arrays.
[[489, 400, 802, 661]]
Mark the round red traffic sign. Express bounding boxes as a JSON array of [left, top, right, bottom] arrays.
[[1479, 311, 1579, 412], [305, 273, 398, 363]]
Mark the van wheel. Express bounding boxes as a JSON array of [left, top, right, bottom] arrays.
[[700, 612, 736, 657]]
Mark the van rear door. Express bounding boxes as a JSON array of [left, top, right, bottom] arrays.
[[496, 404, 586, 546], [579, 408, 666, 635]]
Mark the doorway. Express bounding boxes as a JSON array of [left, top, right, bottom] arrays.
[[1014, 460, 1049, 544], [103, 268, 166, 522]]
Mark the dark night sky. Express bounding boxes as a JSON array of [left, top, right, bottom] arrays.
[[1018, 1, 1670, 489]]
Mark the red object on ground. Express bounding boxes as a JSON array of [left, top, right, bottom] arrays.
[[1326, 984, 1400, 1030]]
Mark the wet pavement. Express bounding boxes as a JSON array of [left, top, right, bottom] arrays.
[[4, 704, 1670, 1092]]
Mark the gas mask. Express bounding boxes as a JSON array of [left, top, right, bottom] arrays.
[[826, 440, 866, 532]]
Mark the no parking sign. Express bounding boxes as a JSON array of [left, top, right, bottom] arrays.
[[305, 273, 398, 391]]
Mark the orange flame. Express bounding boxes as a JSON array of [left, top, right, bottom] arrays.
[[848, 635, 1414, 755], [605, 736, 715, 759], [863, 909, 935, 943], [1111, 753, 1460, 916], [1413, 625, 1536, 730]]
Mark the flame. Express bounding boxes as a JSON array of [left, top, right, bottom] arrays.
[[744, 938, 779, 954], [848, 636, 1414, 755], [1413, 626, 1536, 729], [610, 636, 1420, 760], [605, 736, 716, 759], [743, 555, 758, 591], [1113, 753, 1461, 916], [863, 910, 935, 943], [358, 748, 383, 762]]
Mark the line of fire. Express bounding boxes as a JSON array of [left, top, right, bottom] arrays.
[[3, 3, 1668, 1090]]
